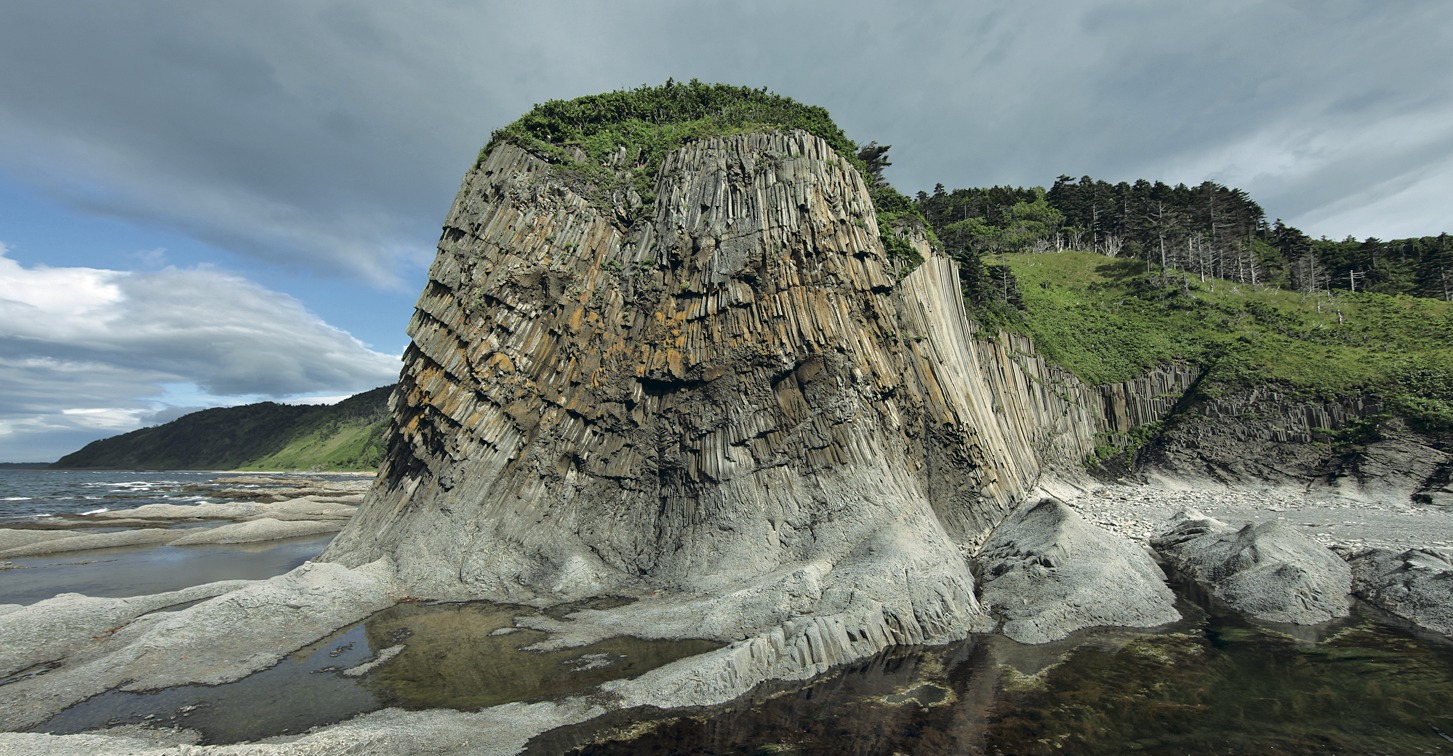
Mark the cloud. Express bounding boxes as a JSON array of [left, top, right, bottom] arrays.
[[0, 246, 400, 461], [2, 0, 1450, 274]]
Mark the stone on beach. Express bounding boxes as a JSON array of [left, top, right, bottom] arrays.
[[1151, 515, 1352, 624], [0, 493, 359, 558], [1344, 547, 1453, 637], [0, 559, 398, 731], [977, 498, 1180, 644], [167, 517, 343, 545], [0, 529, 75, 552], [0, 528, 179, 558]]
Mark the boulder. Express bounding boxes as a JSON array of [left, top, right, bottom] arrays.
[[1151, 514, 1351, 624], [977, 498, 1179, 644], [1344, 547, 1453, 637]]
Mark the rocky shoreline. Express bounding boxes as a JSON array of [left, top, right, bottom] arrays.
[[0, 478, 1448, 754], [3, 119, 1451, 752], [0, 475, 368, 563], [1054, 479, 1453, 553]]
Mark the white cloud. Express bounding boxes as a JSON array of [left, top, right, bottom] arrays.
[[0, 246, 400, 461]]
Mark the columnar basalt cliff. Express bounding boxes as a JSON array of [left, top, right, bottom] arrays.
[[323, 130, 1188, 680]]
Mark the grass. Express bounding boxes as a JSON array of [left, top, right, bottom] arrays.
[[239, 417, 389, 472], [998, 251, 1453, 434]]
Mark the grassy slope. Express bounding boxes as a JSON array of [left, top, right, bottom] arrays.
[[997, 251, 1453, 434], [238, 387, 392, 471], [53, 386, 393, 471]]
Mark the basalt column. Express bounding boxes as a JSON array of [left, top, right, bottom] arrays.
[[325, 132, 1063, 633]]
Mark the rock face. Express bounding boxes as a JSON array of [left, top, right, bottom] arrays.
[[1151, 515, 1351, 624], [976, 498, 1179, 644], [321, 130, 1193, 693], [1345, 547, 1453, 637], [1143, 389, 1452, 503]]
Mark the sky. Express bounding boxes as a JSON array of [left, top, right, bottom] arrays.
[[2, 1, 1451, 462]]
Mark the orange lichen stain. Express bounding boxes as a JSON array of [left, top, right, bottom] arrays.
[[666, 349, 684, 378]]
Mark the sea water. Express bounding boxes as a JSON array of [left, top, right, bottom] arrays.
[[28, 597, 1453, 752], [545, 604, 1453, 755], [0, 469, 335, 604], [0, 469, 236, 524]]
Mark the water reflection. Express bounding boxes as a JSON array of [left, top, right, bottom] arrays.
[[361, 601, 720, 710], [30, 593, 1453, 753], [35, 599, 720, 745], [556, 606, 1453, 755]]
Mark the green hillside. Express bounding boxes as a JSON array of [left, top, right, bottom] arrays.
[[993, 251, 1453, 435], [53, 386, 393, 471]]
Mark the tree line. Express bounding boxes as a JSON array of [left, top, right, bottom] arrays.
[[914, 174, 1453, 304]]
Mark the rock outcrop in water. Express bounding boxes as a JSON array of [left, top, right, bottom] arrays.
[[322, 129, 1194, 679], [976, 498, 1179, 643], [1151, 513, 1352, 624], [1344, 547, 1453, 636]]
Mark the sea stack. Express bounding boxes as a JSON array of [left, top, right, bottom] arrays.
[[323, 89, 1114, 667]]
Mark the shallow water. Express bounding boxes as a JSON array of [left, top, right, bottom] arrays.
[[549, 605, 1453, 755], [35, 600, 721, 745], [25, 593, 1453, 752], [0, 534, 334, 605]]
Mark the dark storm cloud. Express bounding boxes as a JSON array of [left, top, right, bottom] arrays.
[[2, 1, 1450, 276]]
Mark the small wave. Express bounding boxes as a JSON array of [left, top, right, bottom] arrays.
[[1, 496, 31, 501], [32, 513, 52, 518], [80, 507, 111, 515]]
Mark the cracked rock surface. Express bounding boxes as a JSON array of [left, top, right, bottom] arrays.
[[977, 498, 1179, 644], [319, 130, 1182, 700], [1344, 547, 1453, 636], [1151, 514, 1352, 625]]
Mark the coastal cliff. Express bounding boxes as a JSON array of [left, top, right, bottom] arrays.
[[321, 128, 1198, 694], [6, 87, 1452, 754]]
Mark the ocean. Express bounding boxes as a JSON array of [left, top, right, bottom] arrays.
[[0, 468, 339, 605], [0, 469, 262, 525]]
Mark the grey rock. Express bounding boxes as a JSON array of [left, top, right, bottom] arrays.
[[0, 528, 178, 558], [1152, 516, 1351, 624], [977, 498, 1179, 644], [167, 517, 342, 545], [0, 559, 397, 731], [1345, 547, 1453, 637], [1143, 390, 1451, 506], [0, 580, 255, 680], [0, 529, 74, 552]]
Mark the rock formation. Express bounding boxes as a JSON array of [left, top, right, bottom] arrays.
[[1143, 389, 1453, 504], [1344, 547, 1453, 636], [320, 127, 1198, 687], [1151, 514, 1352, 624], [976, 498, 1179, 643]]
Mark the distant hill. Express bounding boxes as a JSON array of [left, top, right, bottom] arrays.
[[53, 386, 394, 471]]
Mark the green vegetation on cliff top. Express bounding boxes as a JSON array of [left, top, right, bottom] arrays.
[[997, 251, 1453, 433], [53, 386, 392, 471], [483, 80, 863, 191], [484, 80, 926, 268]]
